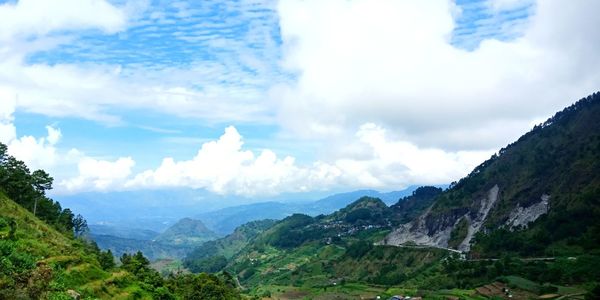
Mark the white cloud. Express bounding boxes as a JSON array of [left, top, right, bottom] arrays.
[[340, 123, 492, 186], [61, 156, 136, 192], [0, 99, 489, 196], [275, 0, 600, 151], [0, 0, 281, 125], [126, 126, 310, 196], [122, 125, 489, 196], [0, 0, 127, 41], [0, 88, 17, 143], [5, 126, 62, 171], [0, 93, 134, 192], [2, 0, 599, 196], [0, 90, 64, 171]]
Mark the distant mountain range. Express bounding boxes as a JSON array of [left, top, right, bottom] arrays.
[[86, 187, 433, 260], [89, 224, 160, 240], [56, 187, 432, 233], [194, 187, 428, 235]]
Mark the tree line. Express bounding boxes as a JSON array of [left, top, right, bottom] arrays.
[[0, 142, 87, 236]]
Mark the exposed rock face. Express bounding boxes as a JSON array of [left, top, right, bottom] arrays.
[[457, 185, 499, 252], [505, 194, 549, 229], [381, 206, 455, 247], [382, 184, 555, 252], [383, 185, 501, 252]]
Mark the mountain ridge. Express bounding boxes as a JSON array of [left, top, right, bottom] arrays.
[[383, 92, 600, 256]]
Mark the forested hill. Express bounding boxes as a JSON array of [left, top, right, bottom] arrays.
[[0, 144, 241, 299], [384, 92, 600, 257], [0, 143, 85, 237]]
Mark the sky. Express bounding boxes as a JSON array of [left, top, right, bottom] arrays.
[[0, 0, 599, 198]]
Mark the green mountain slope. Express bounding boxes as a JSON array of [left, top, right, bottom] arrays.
[[217, 195, 444, 289], [186, 189, 445, 285], [390, 186, 443, 224], [0, 192, 148, 299], [0, 192, 243, 299], [384, 92, 600, 257], [0, 144, 241, 299], [183, 219, 275, 273]]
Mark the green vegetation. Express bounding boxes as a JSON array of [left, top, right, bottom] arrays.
[[448, 217, 469, 249], [183, 219, 275, 273], [328, 197, 391, 225], [0, 143, 80, 235], [0, 142, 241, 299], [431, 92, 600, 258], [390, 186, 444, 224]]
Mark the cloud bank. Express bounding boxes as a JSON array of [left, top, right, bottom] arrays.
[[1, 0, 599, 197], [275, 0, 600, 151]]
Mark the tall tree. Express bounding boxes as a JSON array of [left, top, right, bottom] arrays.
[[72, 214, 88, 237], [30, 170, 53, 216]]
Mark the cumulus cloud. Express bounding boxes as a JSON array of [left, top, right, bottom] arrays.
[[0, 0, 126, 41], [5, 126, 63, 171], [0, 89, 63, 170], [122, 125, 489, 196], [332, 124, 489, 187], [275, 0, 600, 151], [126, 126, 313, 196], [0, 90, 135, 193], [61, 156, 136, 192]]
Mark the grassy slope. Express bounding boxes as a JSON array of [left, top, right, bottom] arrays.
[[0, 193, 154, 299]]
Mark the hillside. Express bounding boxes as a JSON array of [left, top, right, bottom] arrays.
[[184, 219, 276, 273], [384, 92, 600, 257], [0, 192, 153, 299], [0, 143, 242, 299]]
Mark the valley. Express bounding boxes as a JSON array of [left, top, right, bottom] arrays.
[[2, 1, 600, 298]]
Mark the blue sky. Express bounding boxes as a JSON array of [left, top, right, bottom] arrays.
[[1, 0, 598, 198]]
